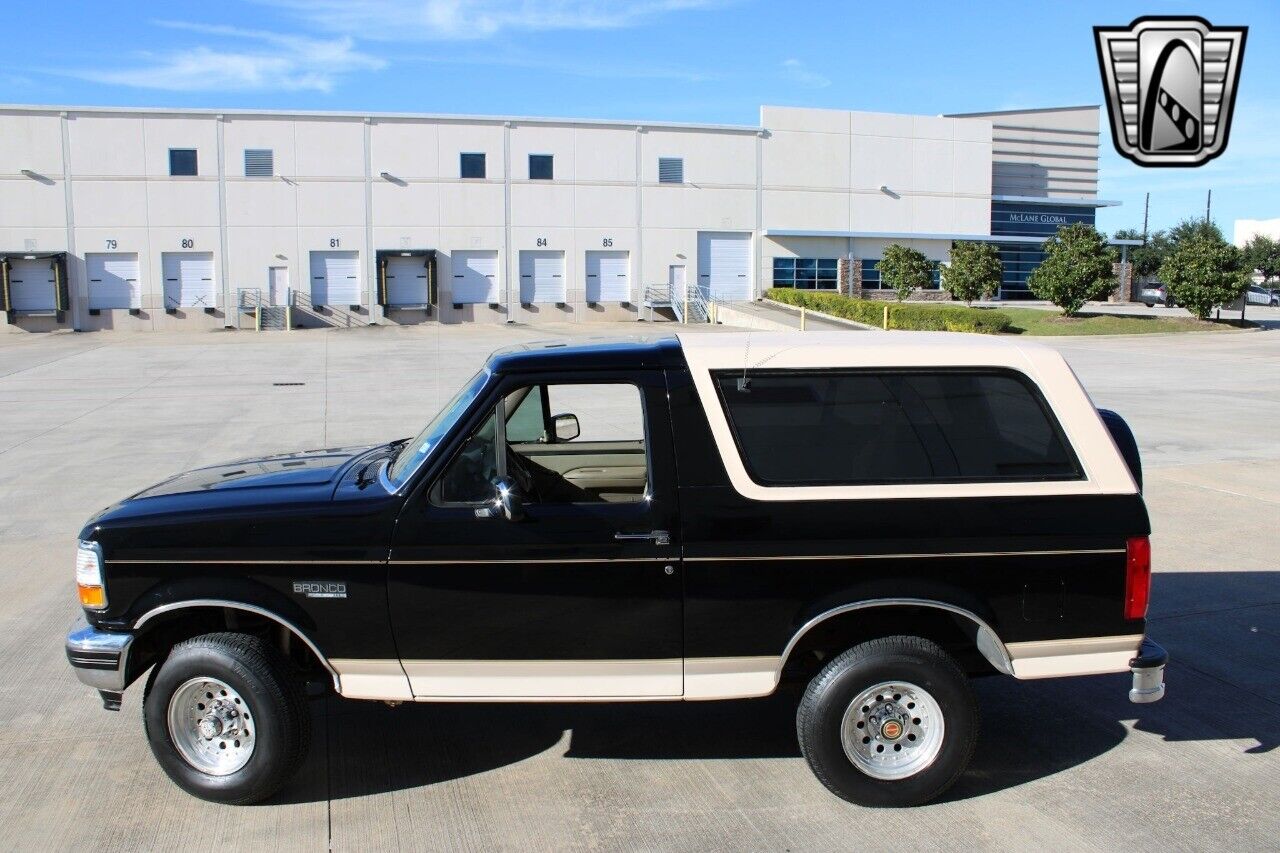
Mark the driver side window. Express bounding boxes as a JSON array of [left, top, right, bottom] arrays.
[[434, 381, 650, 506]]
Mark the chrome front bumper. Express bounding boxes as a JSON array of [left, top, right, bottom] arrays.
[[66, 616, 134, 697], [1128, 638, 1167, 704]]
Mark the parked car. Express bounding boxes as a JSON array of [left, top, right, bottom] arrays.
[[1138, 282, 1174, 307], [67, 332, 1165, 808], [1224, 285, 1280, 311], [1248, 285, 1279, 307]]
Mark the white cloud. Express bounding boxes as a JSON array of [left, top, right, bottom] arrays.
[[398, 50, 718, 83], [67, 23, 384, 92], [781, 58, 830, 89], [263, 0, 727, 40]]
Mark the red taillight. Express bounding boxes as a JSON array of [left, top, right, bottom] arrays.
[[1124, 536, 1151, 620]]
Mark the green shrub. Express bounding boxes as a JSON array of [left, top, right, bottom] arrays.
[[1160, 235, 1251, 320], [879, 244, 933, 302], [765, 288, 1012, 334], [1027, 223, 1116, 315], [942, 241, 1002, 305]]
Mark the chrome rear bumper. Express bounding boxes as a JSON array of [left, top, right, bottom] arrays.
[[1128, 638, 1167, 704]]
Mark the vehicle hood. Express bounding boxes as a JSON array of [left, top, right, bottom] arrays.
[[79, 445, 385, 537], [130, 446, 374, 499]]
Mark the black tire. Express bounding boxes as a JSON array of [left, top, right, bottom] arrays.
[[796, 636, 977, 807], [143, 632, 310, 804]]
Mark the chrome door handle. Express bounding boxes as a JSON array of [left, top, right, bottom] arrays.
[[614, 530, 671, 546]]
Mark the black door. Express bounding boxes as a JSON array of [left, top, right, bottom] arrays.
[[388, 369, 683, 698]]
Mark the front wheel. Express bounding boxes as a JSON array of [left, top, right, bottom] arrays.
[[796, 635, 977, 807], [143, 632, 310, 804]]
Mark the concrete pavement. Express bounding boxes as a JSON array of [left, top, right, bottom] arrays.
[[0, 321, 1276, 851]]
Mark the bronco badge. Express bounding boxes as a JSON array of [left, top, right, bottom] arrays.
[[292, 581, 347, 599]]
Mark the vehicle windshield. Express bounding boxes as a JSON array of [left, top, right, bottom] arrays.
[[385, 368, 490, 489]]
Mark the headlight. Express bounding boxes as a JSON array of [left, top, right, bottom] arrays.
[[75, 540, 107, 610]]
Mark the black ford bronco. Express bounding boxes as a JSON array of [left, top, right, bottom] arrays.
[[67, 331, 1166, 807]]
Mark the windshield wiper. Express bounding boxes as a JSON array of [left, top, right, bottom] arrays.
[[386, 436, 411, 450]]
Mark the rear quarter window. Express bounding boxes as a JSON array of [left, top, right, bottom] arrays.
[[712, 369, 1082, 486]]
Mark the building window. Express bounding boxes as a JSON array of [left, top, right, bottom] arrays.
[[860, 259, 882, 289], [169, 149, 198, 176], [773, 257, 837, 290], [713, 369, 1081, 487], [994, 244, 1045, 299], [860, 259, 942, 290], [658, 157, 683, 184], [460, 152, 486, 179], [528, 154, 553, 180], [244, 149, 273, 177]]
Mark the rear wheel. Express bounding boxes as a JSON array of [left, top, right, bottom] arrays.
[[797, 635, 977, 807], [143, 632, 310, 804]]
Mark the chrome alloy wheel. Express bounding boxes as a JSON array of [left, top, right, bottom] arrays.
[[166, 677, 256, 776], [839, 680, 944, 780]]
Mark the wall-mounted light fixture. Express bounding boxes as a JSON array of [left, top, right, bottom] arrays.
[[878, 184, 890, 193]]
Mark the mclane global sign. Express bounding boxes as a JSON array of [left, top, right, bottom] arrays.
[[1009, 213, 1070, 225], [1095, 16, 1246, 167]]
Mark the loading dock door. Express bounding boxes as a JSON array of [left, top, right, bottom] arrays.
[[86, 253, 140, 309], [8, 259, 56, 311], [385, 256, 429, 306], [450, 250, 499, 304], [697, 231, 752, 301], [585, 250, 630, 303], [310, 251, 361, 306], [519, 250, 566, 303], [162, 252, 216, 309]]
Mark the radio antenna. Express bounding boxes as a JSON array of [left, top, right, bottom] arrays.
[[737, 335, 798, 393]]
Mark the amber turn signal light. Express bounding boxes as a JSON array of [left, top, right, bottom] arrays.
[[78, 584, 106, 608]]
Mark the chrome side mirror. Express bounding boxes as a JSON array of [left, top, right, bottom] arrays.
[[492, 475, 526, 521], [551, 412, 580, 442]]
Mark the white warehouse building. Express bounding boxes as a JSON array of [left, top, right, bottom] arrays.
[[0, 103, 1115, 333]]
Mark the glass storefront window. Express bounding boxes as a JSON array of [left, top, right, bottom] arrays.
[[860, 259, 941, 290], [773, 258, 837, 290]]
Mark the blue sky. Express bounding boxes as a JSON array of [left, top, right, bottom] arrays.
[[3, 0, 1276, 236]]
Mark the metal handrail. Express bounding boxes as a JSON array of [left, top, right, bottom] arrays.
[[291, 290, 369, 328], [237, 288, 264, 310]]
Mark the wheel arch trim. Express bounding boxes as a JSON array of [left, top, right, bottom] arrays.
[[780, 597, 1014, 676], [133, 599, 342, 692]]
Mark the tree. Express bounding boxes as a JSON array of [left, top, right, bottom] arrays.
[[1113, 227, 1170, 279], [1027, 223, 1116, 316], [1167, 217, 1225, 246], [1242, 234, 1280, 286], [942, 241, 1002, 306], [878, 244, 933, 302], [1160, 236, 1250, 320]]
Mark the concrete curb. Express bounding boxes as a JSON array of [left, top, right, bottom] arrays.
[[759, 298, 882, 331]]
